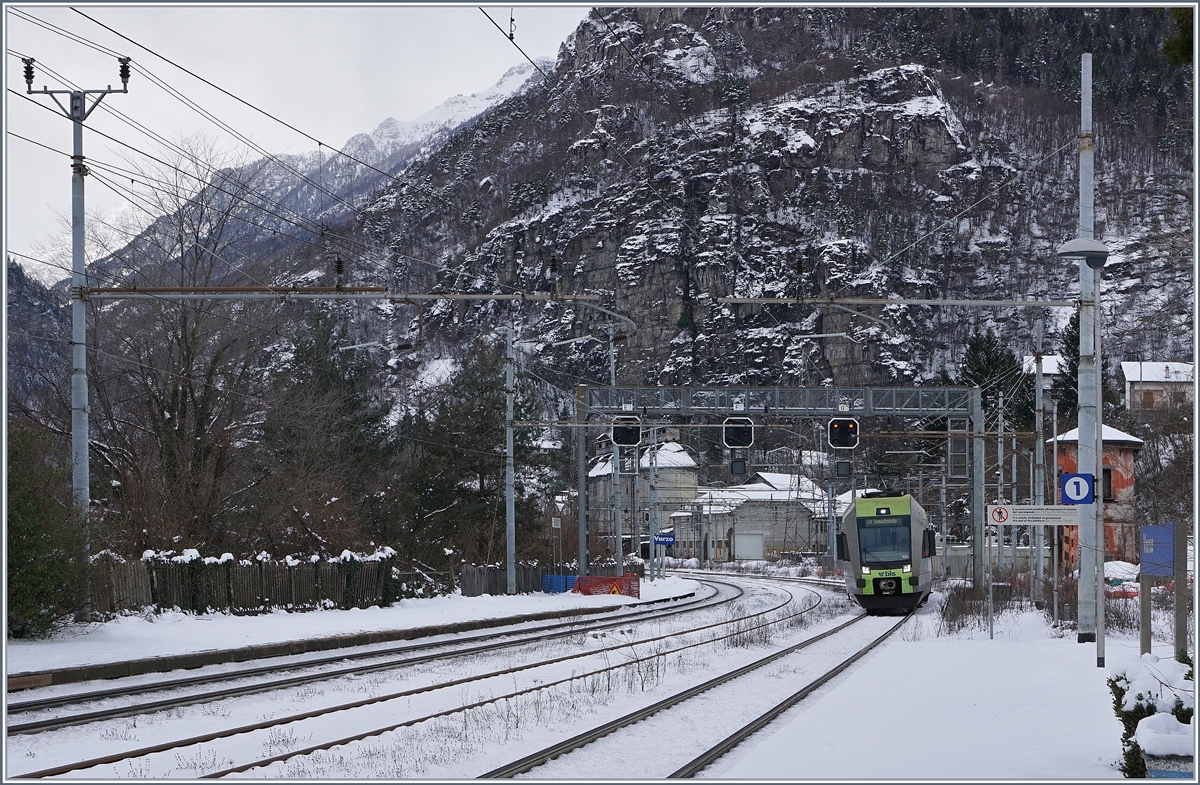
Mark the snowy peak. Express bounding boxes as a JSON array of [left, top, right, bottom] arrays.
[[345, 59, 551, 162]]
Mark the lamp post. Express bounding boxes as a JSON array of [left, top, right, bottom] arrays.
[[1057, 236, 1110, 667]]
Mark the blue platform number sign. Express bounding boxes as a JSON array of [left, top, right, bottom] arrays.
[[1060, 473, 1095, 505], [1141, 523, 1175, 578]]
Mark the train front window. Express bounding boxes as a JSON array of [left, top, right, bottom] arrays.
[[857, 515, 911, 567]]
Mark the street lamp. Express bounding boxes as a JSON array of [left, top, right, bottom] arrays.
[[1057, 236, 1109, 666], [1057, 238, 1110, 269]]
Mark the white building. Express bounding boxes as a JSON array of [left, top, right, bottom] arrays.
[[1120, 361, 1194, 411], [1022, 354, 1066, 391], [587, 440, 699, 549], [670, 472, 831, 560]]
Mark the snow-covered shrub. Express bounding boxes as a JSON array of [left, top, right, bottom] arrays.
[[1108, 652, 1195, 777]]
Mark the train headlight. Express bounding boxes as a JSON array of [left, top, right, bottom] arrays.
[[902, 563, 912, 573], [861, 566, 870, 575]]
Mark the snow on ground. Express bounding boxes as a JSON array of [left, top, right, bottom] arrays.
[[5, 574, 1192, 779], [707, 592, 1181, 781], [5, 578, 696, 674]]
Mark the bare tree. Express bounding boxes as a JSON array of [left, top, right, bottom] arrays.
[[87, 136, 281, 554]]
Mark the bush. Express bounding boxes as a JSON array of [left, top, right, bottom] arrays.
[[7, 422, 89, 638]]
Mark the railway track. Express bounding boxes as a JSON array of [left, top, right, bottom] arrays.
[[8, 579, 727, 734], [479, 606, 908, 779], [10, 578, 816, 779]]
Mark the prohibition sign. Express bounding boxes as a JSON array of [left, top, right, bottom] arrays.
[[990, 506, 1010, 524]]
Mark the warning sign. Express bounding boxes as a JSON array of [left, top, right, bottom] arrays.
[[987, 505, 1080, 527], [573, 573, 641, 598]]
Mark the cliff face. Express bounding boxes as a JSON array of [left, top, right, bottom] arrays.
[[351, 7, 1190, 393], [10, 8, 1192, 417]]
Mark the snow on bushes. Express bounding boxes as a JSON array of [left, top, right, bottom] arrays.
[[1108, 652, 1194, 777]]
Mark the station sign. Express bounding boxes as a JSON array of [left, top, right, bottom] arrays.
[[653, 532, 676, 545], [1060, 473, 1095, 505], [1141, 523, 1175, 577]]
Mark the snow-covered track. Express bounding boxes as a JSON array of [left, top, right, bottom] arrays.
[[478, 604, 897, 779], [670, 567, 846, 591], [7, 582, 724, 735], [10, 579, 804, 779], [669, 612, 908, 778]]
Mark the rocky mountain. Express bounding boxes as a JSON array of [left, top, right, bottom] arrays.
[[223, 59, 552, 231], [342, 7, 1192, 394], [6, 7, 1192, 559], [14, 59, 550, 290]]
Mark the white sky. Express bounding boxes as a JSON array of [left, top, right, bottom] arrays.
[[3, 3, 592, 259]]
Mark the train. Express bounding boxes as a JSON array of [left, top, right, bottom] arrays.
[[837, 491, 935, 614]]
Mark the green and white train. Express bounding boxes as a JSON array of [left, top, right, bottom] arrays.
[[838, 492, 936, 614]]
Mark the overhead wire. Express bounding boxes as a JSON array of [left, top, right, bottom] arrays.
[[9, 85, 417, 289], [8, 251, 551, 464], [487, 7, 1083, 318], [68, 7, 464, 215], [10, 59, 509, 296], [9, 319, 536, 464], [11, 14, 616, 339], [7, 47, 404, 280]]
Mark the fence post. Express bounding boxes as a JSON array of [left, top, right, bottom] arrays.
[[148, 560, 160, 612], [258, 559, 266, 614], [224, 560, 233, 614]]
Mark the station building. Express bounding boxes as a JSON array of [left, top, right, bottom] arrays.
[[1051, 424, 1143, 564]]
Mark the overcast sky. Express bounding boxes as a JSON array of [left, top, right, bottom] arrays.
[[4, 3, 592, 262]]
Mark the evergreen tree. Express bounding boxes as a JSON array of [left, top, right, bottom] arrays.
[[1050, 308, 1119, 425], [1163, 7, 1193, 67], [957, 329, 1035, 427], [1052, 309, 1081, 420], [393, 340, 546, 566], [248, 308, 394, 555], [7, 419, 89, 637]]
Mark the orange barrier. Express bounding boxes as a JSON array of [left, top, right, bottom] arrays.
[[572, 573, 640, 598]]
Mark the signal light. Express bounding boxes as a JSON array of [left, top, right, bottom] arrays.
[[722, 416, 754, 449], [827, 418, 859, 448], [611, 415, 642, 447]]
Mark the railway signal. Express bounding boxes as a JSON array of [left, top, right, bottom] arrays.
[[610, 415, 642, 447], [828, 418, 859, 448], [722, 417, 755, 448]]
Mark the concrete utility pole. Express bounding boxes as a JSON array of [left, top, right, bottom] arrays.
[[998, 393, 1006, 572], [505, 326, 516, 594], [971, 387, 985, 588], [1094, 253, 1106, 667], [649, 435, 659, 581], [1034, 320, 1046, 603], [23, 56, 130, 542], [1075, 53, 1099, 645], [576, 387, 589, 578]]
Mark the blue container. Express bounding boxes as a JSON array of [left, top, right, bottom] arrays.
[[542, 575, 578, 594]]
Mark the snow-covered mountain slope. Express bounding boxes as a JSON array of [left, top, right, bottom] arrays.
[[351, 7, 1192, 390]]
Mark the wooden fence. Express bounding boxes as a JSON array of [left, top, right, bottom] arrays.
[[458, 563, 645, 597], [87, 558, 452, 617]]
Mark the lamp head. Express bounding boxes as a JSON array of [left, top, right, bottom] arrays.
[[1056, 237, 1110, 269]]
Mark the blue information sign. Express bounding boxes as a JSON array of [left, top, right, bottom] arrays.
[[1060, 473, 1095, 505], [653, 533, 676, 545], [1141, 523, 1175, 578]]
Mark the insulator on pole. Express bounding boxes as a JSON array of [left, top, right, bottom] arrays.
[[22, 58, 35, 90], [335, 257, 344, 278], [118, 57, 131, 87]]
